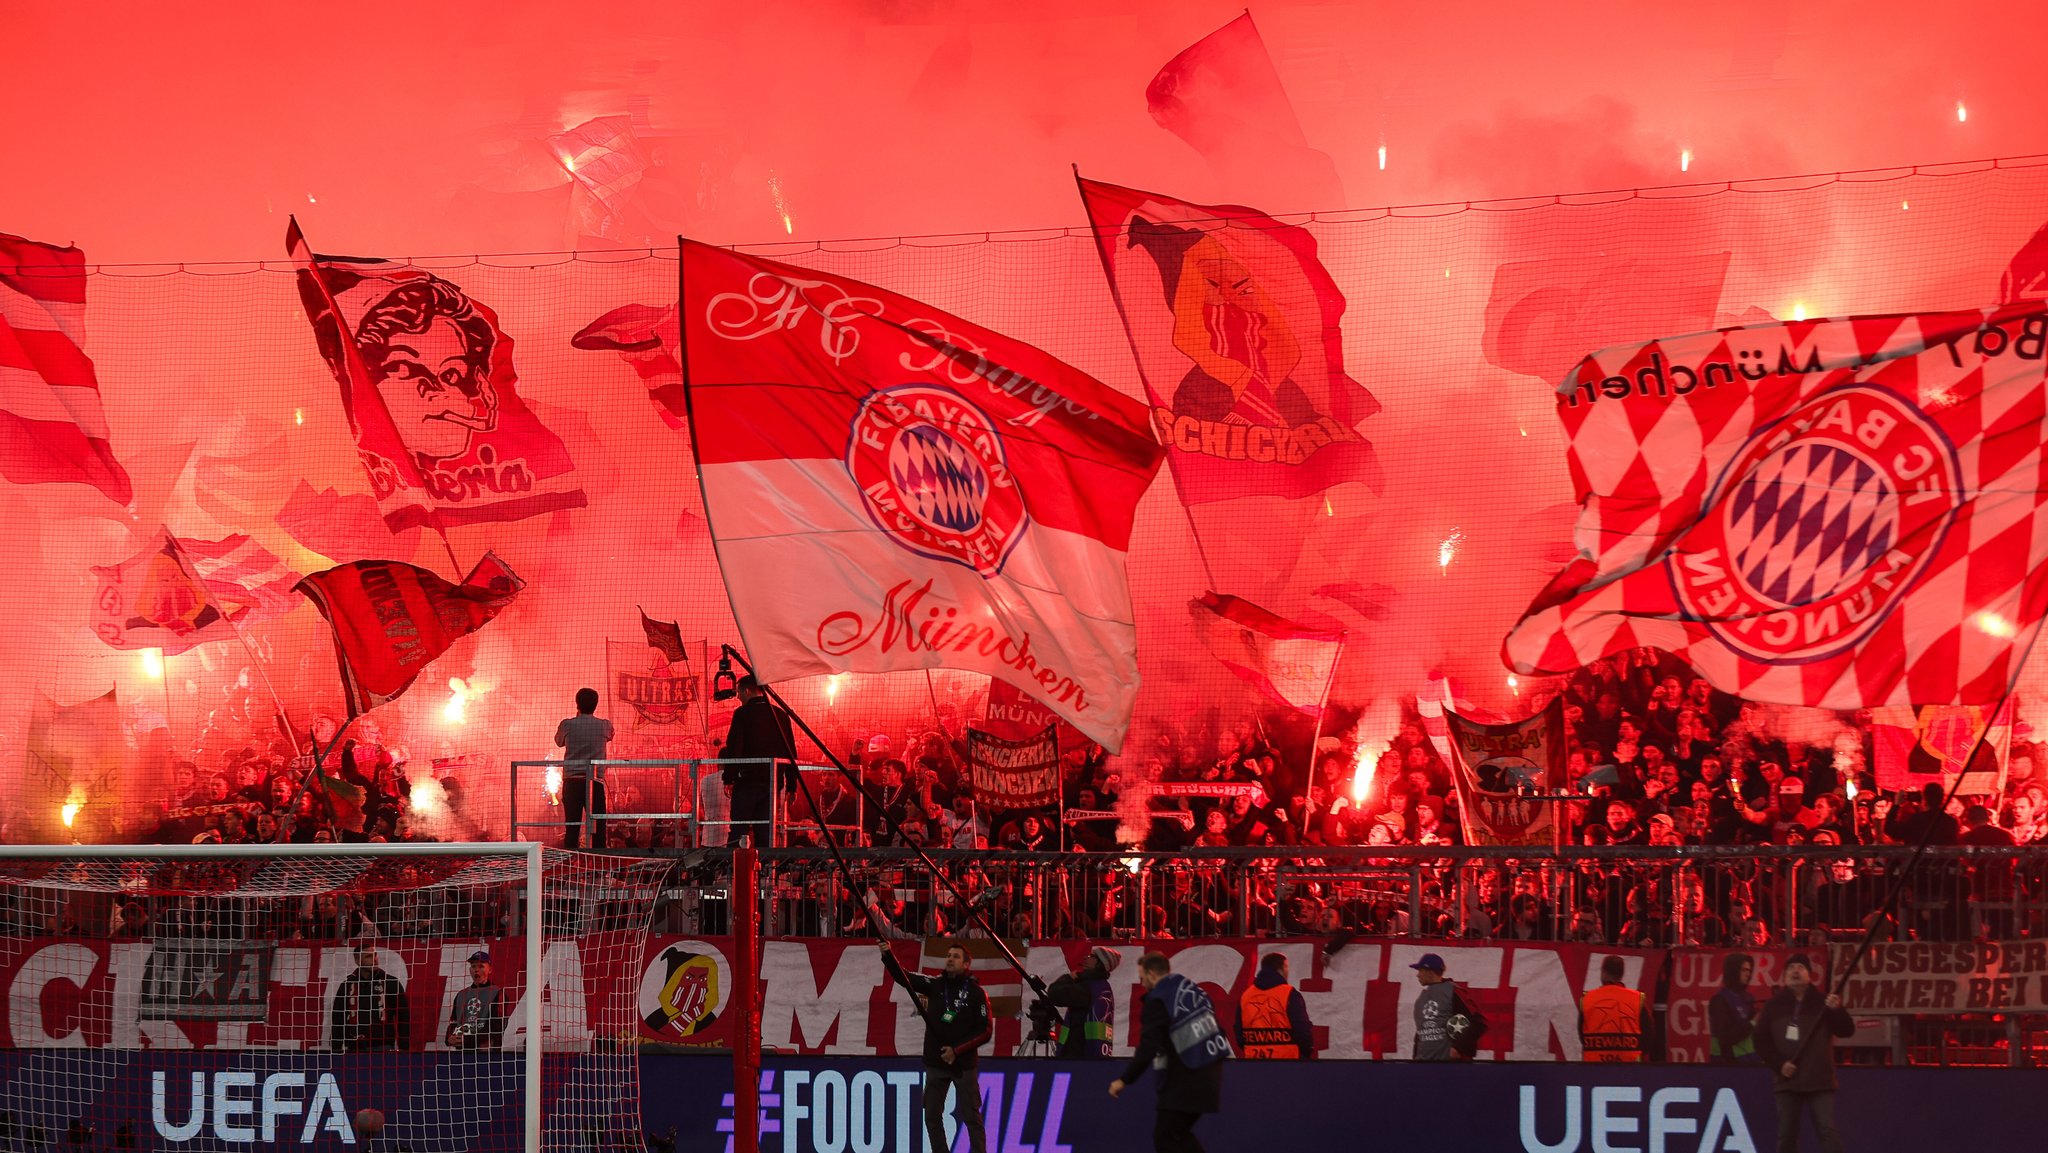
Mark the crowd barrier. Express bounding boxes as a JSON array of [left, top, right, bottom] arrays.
[[663, 845, 2048, 948]]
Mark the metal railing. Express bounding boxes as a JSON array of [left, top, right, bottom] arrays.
[[508, 759, 863, 849], [640, 845, 2048, 946]]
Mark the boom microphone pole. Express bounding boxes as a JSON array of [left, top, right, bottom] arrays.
[[718, 645, 1049, 998]]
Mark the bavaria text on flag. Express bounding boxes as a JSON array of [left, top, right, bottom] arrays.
[[286, 219, 586, 532], [295, 553, 523, 716], [1505, 307, 2048, 708], [1188, 591, 1342, 714], [680, 241, 1164, 751], [1078, 178, 1380, 506], [92, 532, 301, 654], [0, 233, 131, 504], [1443, 697, 1567, 848]]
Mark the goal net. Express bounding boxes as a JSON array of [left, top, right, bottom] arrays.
[[0, 844, 671, 1152]]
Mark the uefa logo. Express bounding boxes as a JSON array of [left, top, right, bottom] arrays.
[[845, 385, 1029, 577], [1670, 384, 1962, 664]]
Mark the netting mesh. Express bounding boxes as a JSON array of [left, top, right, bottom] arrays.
[[0, 848, 667, 1150], [10, 160, 2048, 839]]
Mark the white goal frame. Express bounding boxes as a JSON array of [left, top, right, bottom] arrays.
[[0, 841, 546, 1153]]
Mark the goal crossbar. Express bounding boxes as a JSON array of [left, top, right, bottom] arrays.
[[0, 841, 547, 1153]]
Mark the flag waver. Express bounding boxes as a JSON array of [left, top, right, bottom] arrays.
[[1505, 306, 2048, 708], [680, 241, 1164, 751], [0, 233, 131, 504]]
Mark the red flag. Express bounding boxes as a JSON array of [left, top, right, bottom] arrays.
[[572, 303, 685, 429], [1187, 592, 1343, 714], [0, 232, 131, 504], [1481, 252, 1731, 383], [294, 553, 523, 716], [1145, 12, 1343, 212], [275, 481, 423, 564], [286, 219, 586, 532], [1505, 307, 2048, 707], [639, 607, 690, 664], [91, 531, 300, 654], [983, 677, 1094, 754], [680, 240, 1164, 751], [2001, 219, 2048, 304], [1871, 702, 2013, 795], [1079, 177, 1380, 506]]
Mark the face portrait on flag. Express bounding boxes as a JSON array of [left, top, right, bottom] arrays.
[[353, 278, 500, 463], [287, 220, 585, 531]]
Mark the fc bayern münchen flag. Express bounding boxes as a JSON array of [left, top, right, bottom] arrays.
[[1505, 306, 2048, 707], [679, 240, 1164, 751]]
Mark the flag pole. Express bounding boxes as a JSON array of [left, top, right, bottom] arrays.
[[1301, 632, 1347, 791], [722, 645, 1047, 995], [161, 534, 303, 756], [1071, 163, 1221, 592]]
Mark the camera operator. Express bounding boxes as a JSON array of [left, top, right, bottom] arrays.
[[877, 940, 992, 1153], [1043, 946, 1121, 1058]]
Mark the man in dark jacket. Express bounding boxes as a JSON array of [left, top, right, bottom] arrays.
[[878, 940, 992, 1153], [1044, 946, 1120, 1057], [1707, 952, 1760, 1064], [722, 676, 798, 845], [1234, 953, 1315, 1059], [1110, 953, 1226, 1153], [331, 942, 410, 1052], [1752, 954, 1855, 1153]]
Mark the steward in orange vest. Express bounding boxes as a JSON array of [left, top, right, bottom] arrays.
[[1579, 955, 1651, 1062], [1235, 953, 1315, 1059]]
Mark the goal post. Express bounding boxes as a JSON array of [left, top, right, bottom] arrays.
[[0, 841, 666, 1152]]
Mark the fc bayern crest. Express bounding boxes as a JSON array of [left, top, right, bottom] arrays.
[[846, 384, 1029, 577], [1670, 383, 1963, 664]]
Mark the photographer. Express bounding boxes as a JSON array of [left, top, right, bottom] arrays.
[[1043, 946, 1121, 1058], [878, 940, 992, 1153]]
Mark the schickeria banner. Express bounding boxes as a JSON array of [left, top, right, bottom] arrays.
[[641, 1055, 2048, 1153]]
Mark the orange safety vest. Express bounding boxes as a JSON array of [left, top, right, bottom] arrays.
[[1580, 983, 1646, 1063], [1237, 982, 1301, 1059]]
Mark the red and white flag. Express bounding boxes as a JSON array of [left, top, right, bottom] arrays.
[[572, 302, 685, 429], [1079, 177, 1381, 506], [1505, 307, 2048, 707], [679, 241, 1164, 751], [1187, 591, 1342, 714], [0, 232, 130, 504], [91, 531, 300, 654], [286, 219, 586, 532]]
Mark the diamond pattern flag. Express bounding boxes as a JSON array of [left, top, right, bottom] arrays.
[[1505, 306, 2048, 708], [681, 240, 1164, 751]]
